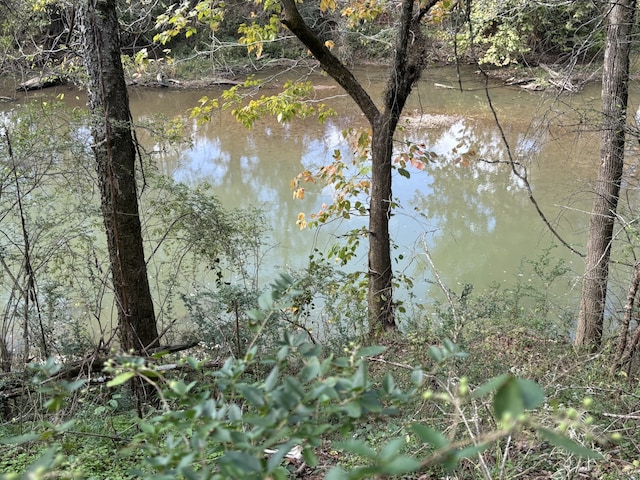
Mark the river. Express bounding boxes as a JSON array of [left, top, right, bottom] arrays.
[[2, 65, 637, 339], [131, 67, 599, 301]]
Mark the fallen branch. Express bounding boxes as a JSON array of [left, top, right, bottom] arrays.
[[17, 75, 64, 91], [601, 412, 640, 420], [0, 341, 204, 401]]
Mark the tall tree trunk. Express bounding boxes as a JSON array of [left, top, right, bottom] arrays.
[[369, 117, 395, 331], [576, 0, 636, 349], [80, 0, 158, 353]]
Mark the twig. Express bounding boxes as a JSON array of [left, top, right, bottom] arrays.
[[367, 356, 413, 370], [478, 71, 584, 258], [601, 412, 640, 420], [610, 262, 640, 374], [420, 235, 463, 341], [64, 430, 124, 442]]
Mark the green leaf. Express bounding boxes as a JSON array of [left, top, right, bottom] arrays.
[[516, 378, 545, 409], [334, 439, 377, 459], [300, 358, 320, 382], [258, 291, 274, 311], [0, 432, 41, 445], [382, 456, 421, 475], [411, 424, 448, 449], [493, 376, 545, 421], [381, 372, 395, 394], [352, 361, 368, 389], [538, 428, 603, 459], [169, 380, 196, 396], [186, 357, 200, 369], [237, 384, 265, 406], [428, 346, 443, 362], [359, 391, 383, 413], [473, 373, 510, 398], [219, 451, 262, 473], [325, 467, 350, 480], [45, 397, 63, 412], [284, 376, 305, 399], [107, 371, 135, 387], [228, 403, 242, 421], [381, 437, 406, 461], [410, 368, 424, 386], [398, 167, 410, 178], [355, 345, 386, 357], [247, 309, 266, 322], [212, 427, 232, 443], [267, 441, 295, 472], [55, 420, 76, 433], [64, 379, 86, 392], [273, 272, 295, 290], [302, 445, 318, 467], [139, 368, 161, 379], [25, 447, 59, 474], [264, 366, 279, 392], [343, 400, 362, 418], [493, 375, 524, 420], [138, 421, 156, 435], [454, 442, 491, 461], [442, 338, 456, 352]]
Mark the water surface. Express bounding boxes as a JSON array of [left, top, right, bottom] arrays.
[[2, 66, 629, 333]]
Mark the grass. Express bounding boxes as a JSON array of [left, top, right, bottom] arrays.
[[1, 334, 640, 479], [2, 271, 640, 479]]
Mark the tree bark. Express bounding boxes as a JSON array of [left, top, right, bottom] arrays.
[[281, 0, 435, 332], [79, 0, 158, 353], [575, 0, 636, 349], [368, 118, 395, 331]]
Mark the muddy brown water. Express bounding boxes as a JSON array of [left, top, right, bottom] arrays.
[[3, 65, 638, 335]]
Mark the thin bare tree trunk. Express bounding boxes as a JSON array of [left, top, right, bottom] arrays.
[[576, 0, 636, 349], [368, 118, 395, 331], [611, 262, 640, 374]]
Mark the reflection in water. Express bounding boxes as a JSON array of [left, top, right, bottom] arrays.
[[174, 136, 231, 185], [158, 83, 594, 312], [0, 68, 604, 324]]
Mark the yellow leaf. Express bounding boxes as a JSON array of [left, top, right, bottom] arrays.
[[320, 0, 336, 12], [325, 40, 335, 50], [296, 212, 308, 230]]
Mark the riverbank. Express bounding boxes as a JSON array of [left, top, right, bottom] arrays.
[[126, 57, 602, 94], [1, 51, 610, 99]]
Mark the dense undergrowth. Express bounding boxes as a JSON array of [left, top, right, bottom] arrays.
[[1, 266, 639, 479], [2, 2, 639, 477]]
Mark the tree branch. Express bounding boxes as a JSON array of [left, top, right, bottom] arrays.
[[279, 0, 380, 124]]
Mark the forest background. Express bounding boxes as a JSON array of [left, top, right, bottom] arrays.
[[1, 0, 640, 478]]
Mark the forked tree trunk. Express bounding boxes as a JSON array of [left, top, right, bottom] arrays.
[[576, 0, 636, 349], [80, 0, 158, 353], [281, 0, 435, 333]]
